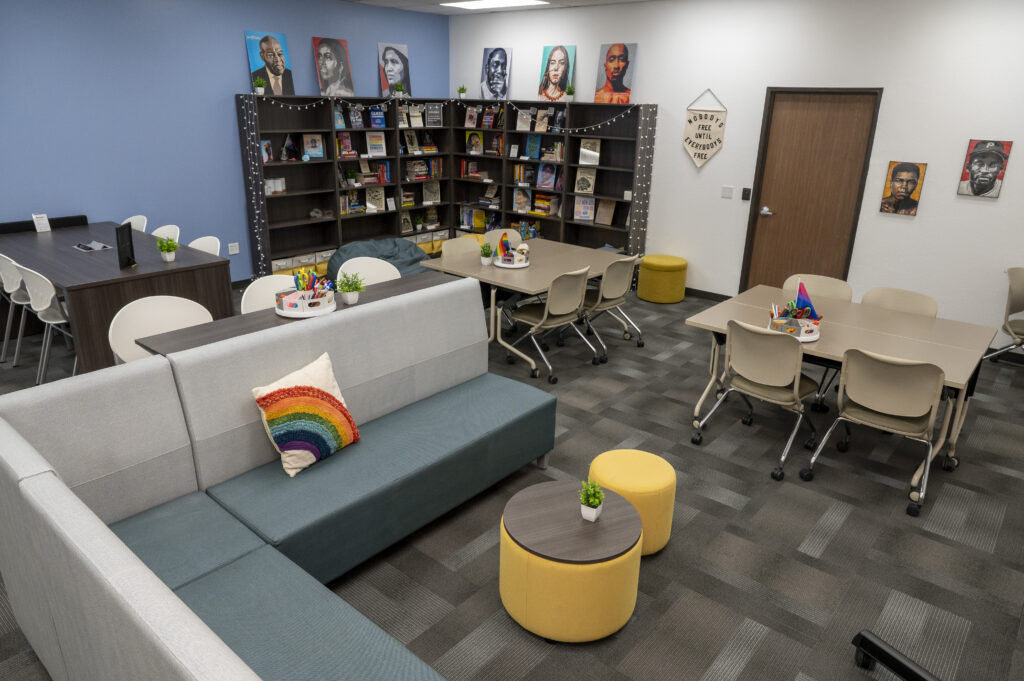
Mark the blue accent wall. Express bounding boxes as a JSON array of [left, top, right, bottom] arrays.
[[0, 0, 450, 280]]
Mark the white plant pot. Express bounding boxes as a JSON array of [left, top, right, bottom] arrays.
[[480, 256, 492, 266], [160, 251, 176, 263], [580, 503, 602, 522], [340, 291, 359, 305], [459, 93, 466, 99], [565, 95, 574, 103], [254, 87, 264, 96]]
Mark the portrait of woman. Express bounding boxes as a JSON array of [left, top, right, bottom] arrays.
[[313, 37, 355, 97], [514, 188, 532, 212], [537, 44, 576, 102], [466, 132, 484, 154], [377, 43, 412, 96]]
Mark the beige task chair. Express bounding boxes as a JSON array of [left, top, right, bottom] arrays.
[[691, 320, 819, 481], [240, 274, 295, 314], [861, 286, 938, 317], [338, 257, 401, 285], [440, 237, 480, 258], [803, 349, 946, 516], [578, 255, 643, 362], [187, 236, 221, 257], [16, 266, 77, 384], [108, 296, 213, 363], [506, 267, 596, 384], [121, 215, 147, 232], [0, 253, 32, 365], [984, 267, 1024, 361]]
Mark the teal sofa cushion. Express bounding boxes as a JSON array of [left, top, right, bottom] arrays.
[[110, 492, 264, 589], [207, 373, 555, 583], [175, 545, 444, 681]]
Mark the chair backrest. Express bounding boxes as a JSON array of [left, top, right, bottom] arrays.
[[861, 286, 938, 317], [840, 349, 944, 424], [108, 296, 213, 363], [0, 253, 24, 294], [441, 237, 480, 258], [188, 236, 221, 256], [782, 274, 853, 302], [726, 320, 804, 389], [150, 224, 180, 242], [14, 266, 58, 314], [240, 274, 294, 314], [1005, 267, 1024, 318], [484, 230, 522, 250], [544, 267, 590, 318], [598, 255, 639, 302], [122, 215, 147, 232], [339, 256, 401, 285], [0, 215, 88, 234]]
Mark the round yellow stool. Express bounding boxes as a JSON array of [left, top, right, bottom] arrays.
[[637, 255, 687, 303], [589, 449, 676, 555]]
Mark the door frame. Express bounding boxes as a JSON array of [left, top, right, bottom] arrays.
[[738, 87, 883, 291]]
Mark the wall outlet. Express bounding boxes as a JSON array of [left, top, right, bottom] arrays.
[[227, 242, 240, 255]]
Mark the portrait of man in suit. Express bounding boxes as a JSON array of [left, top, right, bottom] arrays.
[[245, 31, 295, 96]]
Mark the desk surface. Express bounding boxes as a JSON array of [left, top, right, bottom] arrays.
[[0, 222, 227, 290], [136, 270, 455, 356], [686, 285, 997, 389], [421, 239, 624, 295]]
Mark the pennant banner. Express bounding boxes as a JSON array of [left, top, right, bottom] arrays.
[[683, 109, 726, 168]]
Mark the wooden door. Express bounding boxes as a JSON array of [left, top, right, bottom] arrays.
[[740, 89, 881, 290]]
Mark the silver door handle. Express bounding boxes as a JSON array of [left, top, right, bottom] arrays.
[[760, 206, 774, 216]]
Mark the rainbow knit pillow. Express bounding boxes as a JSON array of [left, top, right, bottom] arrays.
[[252, 353, 359, 477]]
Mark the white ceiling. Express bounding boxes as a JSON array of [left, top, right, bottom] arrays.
[[347, 0, 652, 16]]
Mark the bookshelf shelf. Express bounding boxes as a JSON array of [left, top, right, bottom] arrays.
[[565, 192, 633, 203], [266, 189, 336, 199], [261, 128, 333, 134], [263, 160, 334, 167], [268, 217, 338, 230]]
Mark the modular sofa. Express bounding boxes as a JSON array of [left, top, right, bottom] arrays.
[[0, 277, 556, 681]]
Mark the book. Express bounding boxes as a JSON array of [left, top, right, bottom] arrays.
[[410, 105, 424, 128], [579, 138, 601, 165], [349, 107, 365, 129], [574, 168, 596, 194], [516, 109, 533, 131], [333, 104, 346, 129], [336, 132, 357, 158], [366, 131, 386, 156], [525, 134, 541, 159], [512, 187, 532, 213], [302, 134, 324, 158], [425, 103, 443, 127], [403, 130, 420, 154], [574, 196, 596, 221], [508, 143, 519, 158], [595, 199, 615, 225], [425, 206, 439, 227], [535, 109, 549, 133], [261, 139, 273, 163], [489, 133, 504, 156], [400, 212, 414, 234], [423, 180, 441, 203], [369, 107, 386, 129], [536, 163, 557, 189], [466, 131, 484, 155], [464, 106, 479, 128], [366, 186, 385, 211], [483, 184, 498, 199], [397, 105, 410, 128], [481, 107, 494, 129], [420, 131, 438, 154], [340, 189, 364, 214], [548, 195, 561, 217]]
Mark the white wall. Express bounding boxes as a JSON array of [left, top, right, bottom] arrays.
[[450, 0, 1024, 342]]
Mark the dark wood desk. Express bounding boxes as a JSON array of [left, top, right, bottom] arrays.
[[0, 222, 232, 372], [136, 270, 455, 356]]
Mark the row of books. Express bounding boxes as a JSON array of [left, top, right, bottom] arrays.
[[334, 104, 386, 130], [338, 159, 391, 187], [471, 184, 500, 209], [402, 130, 440, 155], [262, 134, 326, 163], [397, 103, 444, 129], [515, 107, 566, 133], [512, 163, 562, 190], [572, 196, 617, 225], [509, 135, 564, 162], [336, 131, 388, 158], [461, 208, 501, 232], [406, 158, 444, 181], [464, 105, 503, 129], [459, 159, 490, 180]]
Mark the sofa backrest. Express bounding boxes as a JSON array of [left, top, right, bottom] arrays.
[[0, 355, 198, 523], [0, 419, 68, 681], [19, 470, 262, 681], [169, 277, 488, 489]]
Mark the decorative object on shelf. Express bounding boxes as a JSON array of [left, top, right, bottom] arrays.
[[683, 88, 727, 168], [594, 43, 636, 104], [579, 478, 604, 522], [336, 271, 365, 305], [302, 134, 324, 158], [245, 31, 295, 96], [564, 85, 575, 103], [157, 236, 179, 263], [957, 139, 1012, 198], [880, 161, 927, 216], [252, 76, 267, 96], [480, 242, 493, 265], [768, 279, 821, 342], [260, 139, 273, 163], [457, 84, 467, 99], [480, 47, 510, 100], [313, 37, 355, 97], [538, 45, 576, 102], [281, 134, 299, 161], [378, 43, 411, 97]]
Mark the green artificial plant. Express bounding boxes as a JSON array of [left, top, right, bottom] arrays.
[[480, 243, 493, 257], [252, 76, 268, 89], [336, 271, 366, 293], [579, 479, 604, 508], [157, 237, 180, 253]]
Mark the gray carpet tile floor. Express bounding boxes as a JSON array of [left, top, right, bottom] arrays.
[[2, 291, 1024, 680]]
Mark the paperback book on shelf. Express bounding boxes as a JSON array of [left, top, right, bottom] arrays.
[[574, 196, 596, 221], [336, 132, 358, 158], [366, 131, 387, 156], [516, 109, 533, 131], [425, 206, 439, 227], [410, 105, 424, 128], [401, 190, 416, 207], [574, 168, 596, 194], [579, 138, 601, 165], [365, 186, 385, 211], [333, 104, 346, 129], [535, 109, 549, 133], [548, 195, 562, 217], [261, 139, 273, 163], [302, 134, 324, 158], [400, 212, 414, 234], [595, 199, 615, 225], [420, 130, 438, 153], [488, 133, 504, 156], [464, 106, 480, 128], [403, 130, 420, 154], [369, 107, 386, 129], [525, 134, 542, 159], [349, 107, 365, 129], [513, 163, 537, 185], [531, 192, 551, 215], [540, 141, 564, 162], [423, 180, 441, 203], [425, 103, 443, 127], [508, 143, 519, 158], [481, 107, 495, 129], [397, 105, 410, 128], [340, 189, 365, 215]]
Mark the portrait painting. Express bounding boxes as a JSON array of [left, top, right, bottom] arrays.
[[537, 45, 576, 103], [594, 43, 637, 104], [957, 139, 1012, 198], [313, 37, 355, 97], [378, 43, 412, 97], [480, 47, 511, 100], [245, 30, 295, 95], [465, 131, 484, 154], [880, 161, 927, 216]]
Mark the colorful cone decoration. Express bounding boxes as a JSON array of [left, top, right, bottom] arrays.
[[793, 281, 821, 320]]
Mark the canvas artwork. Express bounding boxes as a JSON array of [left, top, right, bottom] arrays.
[[537, 45, 576, 102], [378, 43, 412, 96], [465, 131, 485, 154], [880, 161, 927, 216], [594, 43, 637, 104], [313, 37, 355, 96], [479, 47, 511, 100], [513, 188, 532, 212], [245, 31, 295, 95], [957, 139, 1012, 198]]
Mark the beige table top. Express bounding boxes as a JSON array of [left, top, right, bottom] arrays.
[[686, 285, 997, 390], [421, 239, 625, 296]]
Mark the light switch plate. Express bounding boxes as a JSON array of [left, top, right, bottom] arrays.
[[721, 185, 734, 199], [227, 242, 240, 255]]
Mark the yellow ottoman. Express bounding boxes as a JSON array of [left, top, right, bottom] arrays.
[[589, 449, 676, 555], [637, 255, 687, 303]]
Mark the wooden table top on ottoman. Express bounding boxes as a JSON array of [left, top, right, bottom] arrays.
[[499, 480, 642, 642]]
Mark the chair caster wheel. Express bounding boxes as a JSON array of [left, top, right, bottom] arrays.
[[855, 649, 876, 670], [591, 357, 600, 365], [771, 468, 784, 481], [623, 332, 632, 341], [530, 369, 539, 378], [741, 415, 753, 426], [906, 502, 921, 517], [799, 468, 814, 482], [547, 375, 558, 384], [636, 339, 645, 348], [556, 339, 565, 347], [506, 355, 515, 364], [836, 440, 849, 453], [599, 355, 608, 364], [540, 343, 550, 351], [691, 432, 703, 445], [942, 456, 959, 472], [803, 437, 817, 450], [810, 402, 828, 413]]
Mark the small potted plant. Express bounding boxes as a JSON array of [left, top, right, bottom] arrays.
[[579, 479, 604, 522], [564, 85, 576, 103], [414, 215, 425, 232], [480, 242, 493, 266], [157, 236, 180, 263], [336, 271, 365, 305], [457, 84, 467, 100], [393, 82, 406, 98], [252, 76, 267, 96]]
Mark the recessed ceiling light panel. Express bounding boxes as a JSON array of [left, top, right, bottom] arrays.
[[441, 0, 548, 9]]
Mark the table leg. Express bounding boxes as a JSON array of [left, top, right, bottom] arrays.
[[492, 285, 536, 371], [691, 336, 724, 429]]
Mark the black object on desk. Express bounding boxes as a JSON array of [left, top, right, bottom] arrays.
[[115, 222, 136, 269]]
